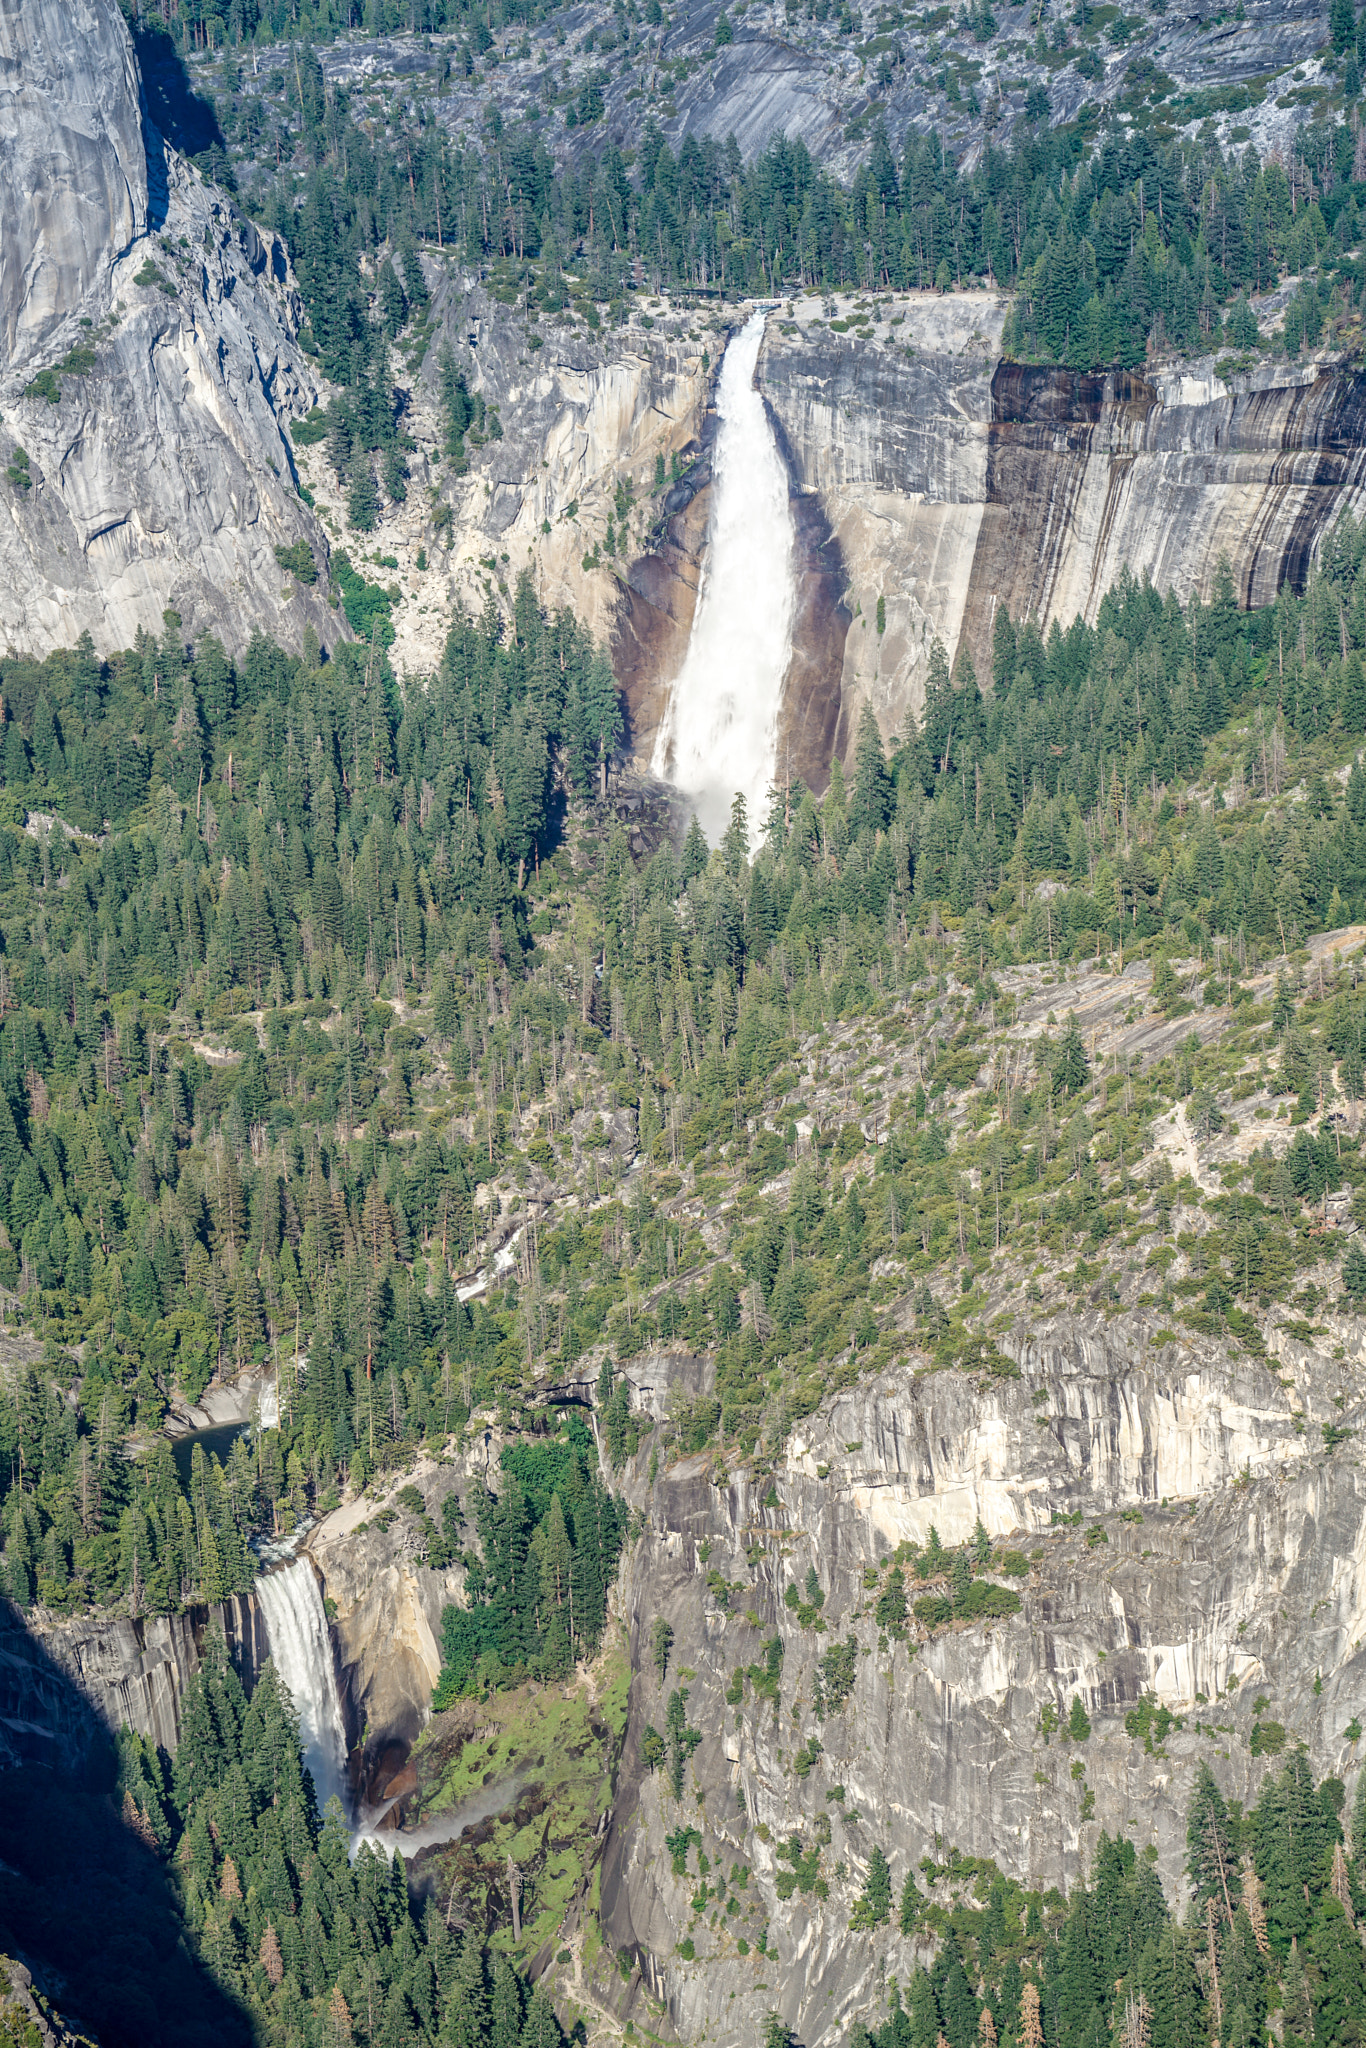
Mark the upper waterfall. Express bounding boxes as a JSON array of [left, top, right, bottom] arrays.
[[256, 1558, 350, 1819], [651, 308, 796, 845]]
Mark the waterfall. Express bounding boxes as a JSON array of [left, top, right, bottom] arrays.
[[256, 1558, 350, 1818], [651, 308, 796, 845]]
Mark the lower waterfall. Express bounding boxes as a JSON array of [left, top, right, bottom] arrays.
[[255, 1558, 350, 1819], [650, 306, 796, 845]]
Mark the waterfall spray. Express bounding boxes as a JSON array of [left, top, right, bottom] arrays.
[[256, 1558, 350, 1819], [651, 308, 796, 844]]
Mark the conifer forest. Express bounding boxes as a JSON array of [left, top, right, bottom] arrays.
[[15, 0, 1366, 2044]]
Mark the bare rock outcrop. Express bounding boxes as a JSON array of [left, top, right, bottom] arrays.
[[16, 1590, 264, 1759], [0, 0, 334, 658], [309, 1451, 484, 1774], [37, 1592, 265, 1754], [599, 1322, 1366, 2046], [314, 270, 714, 693], [0, 0, 147, 371], [758, 305, 1366, 760]]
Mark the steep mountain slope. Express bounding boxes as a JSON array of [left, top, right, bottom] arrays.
[[0, 0, 334, 658], [205, 0, 1341, 195]]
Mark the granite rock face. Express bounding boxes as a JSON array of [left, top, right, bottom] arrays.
[[597, 1322, 1366, 2046], [757, 308, 1366, 762], [311, 1479, 469, 1768], [0, 0, 147, 372], [27, 1591, 265, 1758], [0, 0, 333, 658]]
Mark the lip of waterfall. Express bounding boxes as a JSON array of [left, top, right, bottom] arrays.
[[255, 1556, 351, 1824], [650, 304, 796, 846]]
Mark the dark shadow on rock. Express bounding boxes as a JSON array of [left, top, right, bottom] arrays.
[[142, 119, 170, 232], [613, 418, 718, 764], [765, 400, 849, 795], [0, 1598, 253, 2048], [129, 15, 225, 159]]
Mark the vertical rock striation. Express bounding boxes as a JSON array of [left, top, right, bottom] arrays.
[[757, 308, 1366, 767], [0, 0, 332, 657], [597, 1324, 1366, 2047], [27, 1591, 266, 1758], [0, 0, 147, 372]]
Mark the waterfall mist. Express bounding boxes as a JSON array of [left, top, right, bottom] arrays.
[[256, 1558, 350, 1819], [651, 308, 795, 844]]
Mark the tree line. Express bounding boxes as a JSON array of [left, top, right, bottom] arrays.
[[432, 1410, 630, 1699], [847, 1757, 1366, 2048], [117, 1634, 566, 2048]]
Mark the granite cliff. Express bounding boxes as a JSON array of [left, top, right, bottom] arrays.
[[362, 286, 1366, 790], [0, 0, 332, 658], [595, 1328, 1366, 2045], [12, 1589, 265, 1764], [754, 298, 1366, 771]]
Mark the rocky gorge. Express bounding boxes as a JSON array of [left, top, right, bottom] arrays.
[[8, 0, 1366, 796], [8, 0, 1366, 2042], [28, 1282, 1366, 2046]]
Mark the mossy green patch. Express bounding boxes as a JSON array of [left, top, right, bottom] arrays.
[[416, 1673, 621, 1956], [598, 1626, 632, 1740]]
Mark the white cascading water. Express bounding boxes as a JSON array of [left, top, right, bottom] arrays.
[[256, 1557, 350, 1819], [651, 307, 796, 844]]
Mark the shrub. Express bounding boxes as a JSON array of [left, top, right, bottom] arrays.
[[1250, 1720, 1287, 1757], [913, 1594, 954, 1630], [955, 1581, 1022, 1622], [273, 539, 318, 584], [665, 1825, 701, 1874], [875, 1567, 907, 1635], [290, 408, 330, 446], [849, 1844, 893, 1929], [814, 1639, 857, 1718]]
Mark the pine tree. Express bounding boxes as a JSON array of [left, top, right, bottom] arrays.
[[491, 1956, 523, 2048], [1055, 1895, 1099, 2046], [1052, 1017, 1090, 1098], [851, 1844, 893, 1929], [681, 814, 709, 879], [260, 1923, 284, 1986], [1187, 1759, 1237, 1922], [849, 702, 892, 839], [1282, 1936, 1313, 2048], [329, 1983, 353, 2046], [900, 1864, 923, 1934], [348, 458, 379, 532], [1311, 1896, 1366, 2043], [1219, 1906, 1264, 2038], [520, 1981, 563, 2048], [905, 1969, 941, 2048], [1254, 1752, 1330, 1951], [1019, 1982, 1043, 2048], [939, 1937, 980, 2048]]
